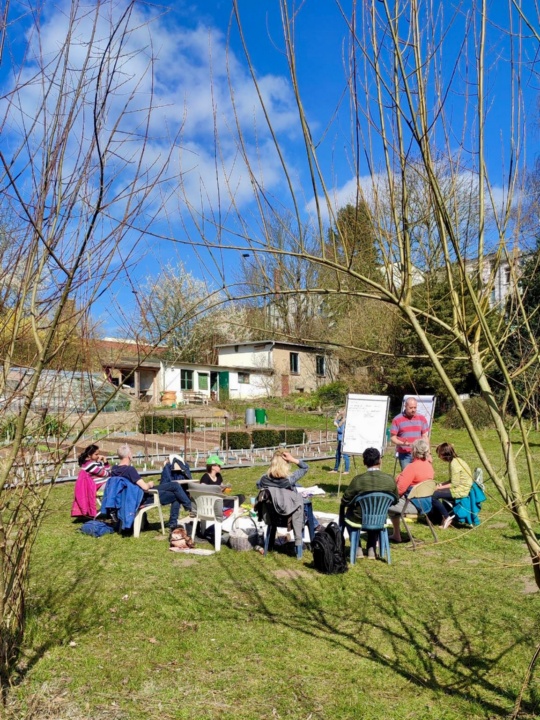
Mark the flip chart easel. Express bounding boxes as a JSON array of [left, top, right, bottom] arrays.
[[338, 394, 390, 495], [402, 395, 436, 430]]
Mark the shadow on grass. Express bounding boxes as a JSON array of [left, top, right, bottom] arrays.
[[13, 541, 116, 688], [211, 552, 532, 717]]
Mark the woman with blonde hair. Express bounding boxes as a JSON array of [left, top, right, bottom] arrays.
[[258, 450, 308, 490], [257, 450, 314, 552]]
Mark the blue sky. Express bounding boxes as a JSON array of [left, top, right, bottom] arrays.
[[1, 1, 539, 335]]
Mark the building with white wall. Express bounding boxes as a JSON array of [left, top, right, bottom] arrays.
[[216, 340, 338, 397], [159, 360, 275, 403]]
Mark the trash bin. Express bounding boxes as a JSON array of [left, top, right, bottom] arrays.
[[245, 408, 256, 426], [255, 408, 267, 425]]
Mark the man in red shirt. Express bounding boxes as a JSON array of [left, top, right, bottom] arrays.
[[390, 398, 429, 470]]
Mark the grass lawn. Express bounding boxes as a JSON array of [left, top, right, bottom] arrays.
[[228, 406, 329, 431], [9, 423, 540, 719]]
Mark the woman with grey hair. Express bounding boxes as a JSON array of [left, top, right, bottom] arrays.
[[388, 438, 434, 542]]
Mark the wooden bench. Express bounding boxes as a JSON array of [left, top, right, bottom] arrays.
[[182, 391, 209, 405]]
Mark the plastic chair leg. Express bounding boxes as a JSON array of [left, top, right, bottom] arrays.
[[133, 513, 142, 538], [296, 544, 303, 559], [379, 529, 391, 564], [350, 529, 359, 565], [191, 519, 198, 542], [157, 504, 166, 536], [214, 520, 222, 552]]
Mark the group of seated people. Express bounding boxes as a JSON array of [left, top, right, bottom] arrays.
[[72, 438, 476, 556], [340, 439, 475, 556], [71, 444, 245, 531]]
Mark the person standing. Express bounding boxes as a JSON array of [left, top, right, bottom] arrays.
[[390, 398, 429, 470], [329, 409, 350, 474]]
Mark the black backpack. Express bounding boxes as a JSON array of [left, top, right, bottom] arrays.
[[311, 521, 348, 574]]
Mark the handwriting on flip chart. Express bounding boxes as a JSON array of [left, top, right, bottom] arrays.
[[342, 394, 390, 455]]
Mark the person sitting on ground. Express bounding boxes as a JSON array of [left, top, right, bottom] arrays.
[[71, 444, 111, 518], [257, 449, 312, 549], [340, 447, 398, 559], [387, 438, 434, 543], [158, 454, 193, 530], [432, 442, 473, 530], [199, 455, 245, 507]]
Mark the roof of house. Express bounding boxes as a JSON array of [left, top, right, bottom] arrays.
[[216, 340, 330, 352], [95, 338, 167, 367], [162, 360, 273, 375]]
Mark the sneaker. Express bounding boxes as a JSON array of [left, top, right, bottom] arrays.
[[356, 547, 364, 559], [441, 514, 455, 530], [367, 547, 376, 560], [189, 510, 197, 518], [328, 470, 338, 474]]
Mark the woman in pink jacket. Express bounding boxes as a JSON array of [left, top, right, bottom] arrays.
[[71, 444, 111, 518]]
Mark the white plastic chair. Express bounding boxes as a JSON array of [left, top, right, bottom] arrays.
[[189, 491, 239, 551], [133, 489, 166, 538]]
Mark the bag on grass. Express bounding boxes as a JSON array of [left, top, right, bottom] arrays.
[[169, 526, 195, 552], [311, 521, 348, 575], [80, 520, 115, 538]]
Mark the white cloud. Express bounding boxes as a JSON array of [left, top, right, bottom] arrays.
[[0, 0, 300, 229]]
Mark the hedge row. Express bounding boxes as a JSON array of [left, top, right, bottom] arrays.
[[139, 415, 194, 434], [221, 428, 306, 450]]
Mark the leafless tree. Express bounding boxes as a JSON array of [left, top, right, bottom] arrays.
[[0, 0, 180, 701], [174, 0, 540, 587]]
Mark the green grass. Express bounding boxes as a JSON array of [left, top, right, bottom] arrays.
[[8, 425, 540, 719], [229, 407, 329, 430]]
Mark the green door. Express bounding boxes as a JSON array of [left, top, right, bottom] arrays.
[[218, 372, 229, 401]]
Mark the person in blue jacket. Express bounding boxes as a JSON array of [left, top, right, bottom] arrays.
[[329, 409, 350, 474], [159, 454, 193, 529], [103, 444, 154, 530]]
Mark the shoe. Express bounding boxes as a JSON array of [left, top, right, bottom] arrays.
[[367, 547, 376, 560], [189, 510, 197, 518], [328, 470, 338, 474], [441, 514, 455, 530], [342, 472, 350, 475], [356, 547, 364, 559]]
